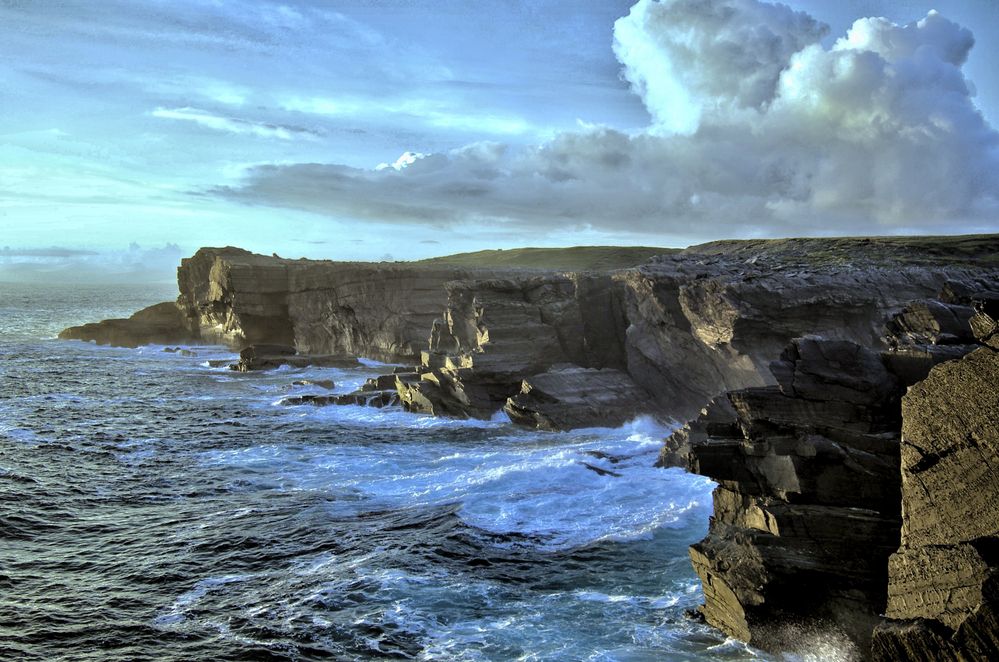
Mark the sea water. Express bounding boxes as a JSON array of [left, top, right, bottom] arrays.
[[0, 282, 767, 661]]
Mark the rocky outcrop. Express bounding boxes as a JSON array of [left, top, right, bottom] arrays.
[[58, 301, 199, 347], [618, 252, 999, 421], [62, 238, 999, 429], [176, 247, 499, 360], [683, 337, 906, 656], [670, 290, 999, 659], [393, 273, 631, 420], [871, 343, 999, 660], [227, 344, 360, 372]]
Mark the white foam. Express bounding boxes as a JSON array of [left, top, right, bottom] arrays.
[[199, 414, 713, 551]]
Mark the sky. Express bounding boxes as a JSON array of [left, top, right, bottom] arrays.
[[2, 0, 998, 281]]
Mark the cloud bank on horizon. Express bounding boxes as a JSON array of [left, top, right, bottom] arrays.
[[217, 0, 999, 237]]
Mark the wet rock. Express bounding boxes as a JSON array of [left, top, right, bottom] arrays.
[[658, 396, 740, 469], [58, 302, 199, 348], [503, 367, 652, 431], [281, 390, 400, 408], [291, 379, 335, 390]]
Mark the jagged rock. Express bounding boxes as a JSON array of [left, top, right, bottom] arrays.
[[658, 395, 740, 469], [884, 300, 976, 347], [685, 337, 906, 655], [970, 292, 999, 348], [361, 374, 398, 392], [869, 346, 999, 660], [769, 337, 899, 405], [394, 273, 632, 421], [58, 302, 199, 347], [881, 344, 979, 387], [503, 367, 652, 431], [175, 247, 517, 359], [897, 348, 999, 547]]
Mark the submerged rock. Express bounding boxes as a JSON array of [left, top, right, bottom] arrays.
[[281, 390, 400, 408], [291, 379, 335, 390]]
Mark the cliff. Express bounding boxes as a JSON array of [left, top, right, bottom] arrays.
[[61, 237, 999, 428], [175, 247, 495, 360], [871, 296, 999, 660], [58, 301, 199, 347], [58, 235, 999, 659], [668, 290, 999, 659]]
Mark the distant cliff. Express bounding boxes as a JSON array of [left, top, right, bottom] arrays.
[[62, 236, 999, 425]]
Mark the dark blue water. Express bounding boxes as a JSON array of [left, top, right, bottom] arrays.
[[0, 282, 766, 661]]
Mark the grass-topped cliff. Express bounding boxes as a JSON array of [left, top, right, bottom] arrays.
[[681, 233, 999, 267], [417, 245, 676, 270]]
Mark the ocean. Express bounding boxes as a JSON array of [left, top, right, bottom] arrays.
[[0, 282, 763, 661]]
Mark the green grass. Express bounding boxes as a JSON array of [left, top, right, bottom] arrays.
[[684, 234, 999, 267], [417, 246, 677, 271]]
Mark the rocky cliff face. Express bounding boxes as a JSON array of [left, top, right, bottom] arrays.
[[175, 247, 498, 360], [393, 272, 638, 420], [58, 237, 999, 657], [62, 239, 999, 431], [683, 337, 906, 657], [620, 252, 999, 421], [669, 290, 999, 659], [871, 295, 999, 660]]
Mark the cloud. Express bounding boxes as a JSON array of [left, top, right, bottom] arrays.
[[613, 0, 828, 133], [0, 247, 99, 258], [214, 1, 999, 238], [0, 243, 185, 283], [151, 107, 322, 140], [284, 96, 533, 136]]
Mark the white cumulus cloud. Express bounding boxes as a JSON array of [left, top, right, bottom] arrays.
[[214, 1, 999, 239]]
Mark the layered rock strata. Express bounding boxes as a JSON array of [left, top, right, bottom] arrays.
[[393, 273, 635, 421], [176, 247, 495, 361], [670, 291, 999, 658], [62, 238, 999, 432], [683, 337, 906, 656], [871, 300, 999, 660]]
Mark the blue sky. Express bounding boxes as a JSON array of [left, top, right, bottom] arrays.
[[2, 0, 998, 280]]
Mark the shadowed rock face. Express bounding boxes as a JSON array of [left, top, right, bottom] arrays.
[[619, 254, 999, 421], [669, 291, 999, 659], [683, 337, 906, 657], [60, 239, 999, 432], [395, 273, 633, 420]]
